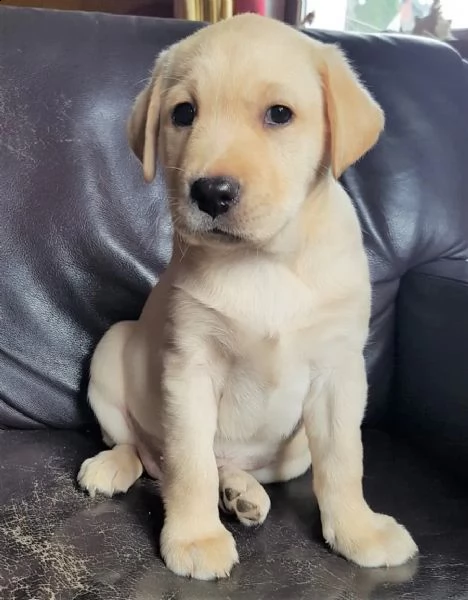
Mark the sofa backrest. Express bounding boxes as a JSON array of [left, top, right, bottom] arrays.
[[1, 7, 467, 428]]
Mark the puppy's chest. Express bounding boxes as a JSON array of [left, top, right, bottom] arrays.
[[216, 337, 310, 441]]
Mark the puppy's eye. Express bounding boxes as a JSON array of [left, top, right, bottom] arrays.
[[172, 102, 196, 127], [264, 105, 293, 126]]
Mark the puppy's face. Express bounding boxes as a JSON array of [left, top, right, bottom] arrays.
[[128, 15, 384, 248]]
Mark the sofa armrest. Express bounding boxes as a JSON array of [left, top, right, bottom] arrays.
[[392, 260, 468, 477]]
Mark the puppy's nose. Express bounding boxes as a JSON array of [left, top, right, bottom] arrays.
[[190, 177, 240, 219]]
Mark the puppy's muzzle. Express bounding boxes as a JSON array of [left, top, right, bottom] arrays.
[[190, 176, 240, 219]]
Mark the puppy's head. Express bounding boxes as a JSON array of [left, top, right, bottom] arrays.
[[128, 14, 384, 248]]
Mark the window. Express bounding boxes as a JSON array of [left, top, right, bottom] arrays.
[[302, 1, 468, 33]]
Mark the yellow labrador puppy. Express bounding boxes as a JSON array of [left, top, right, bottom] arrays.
[[78, 14, 417, 580]]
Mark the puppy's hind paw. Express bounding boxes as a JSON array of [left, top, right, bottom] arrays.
[[219, 467, 271, 527], [77, 445, 143, 498]]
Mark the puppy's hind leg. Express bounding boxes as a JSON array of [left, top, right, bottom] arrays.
[[78, 322, 143, 498], [218, 467, 271, 527], [78, 403, 143, 498]]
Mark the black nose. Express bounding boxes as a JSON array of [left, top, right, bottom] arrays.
[[190, 177, 240, 219]]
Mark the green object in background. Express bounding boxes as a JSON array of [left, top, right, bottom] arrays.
[[347, 0, 400, 32]]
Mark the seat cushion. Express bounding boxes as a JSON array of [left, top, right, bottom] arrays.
[[1, 428, 467, 599]]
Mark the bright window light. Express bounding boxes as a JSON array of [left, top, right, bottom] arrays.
[[302, 1, 468, 32]]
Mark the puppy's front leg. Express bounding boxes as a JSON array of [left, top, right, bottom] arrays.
[[304, 355, 417, 567], [159, 350, 238, 580]]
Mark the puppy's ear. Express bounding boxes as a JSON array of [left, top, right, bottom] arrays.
[[320, 45, 384, 178], [127, 49, 170, 183]]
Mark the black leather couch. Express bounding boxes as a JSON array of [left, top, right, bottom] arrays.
[[1, 6, 467, 599]]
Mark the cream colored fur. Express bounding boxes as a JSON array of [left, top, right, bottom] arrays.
[[78, 14, 417, 580]]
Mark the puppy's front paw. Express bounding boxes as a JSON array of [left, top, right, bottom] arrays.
[[160, 523, 239, 580], [325, 512, 418, 568]]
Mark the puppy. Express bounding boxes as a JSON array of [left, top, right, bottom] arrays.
[[78, 14, 417, 580]]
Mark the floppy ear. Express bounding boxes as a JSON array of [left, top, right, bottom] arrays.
[[320, 45, 384, 178], [127, 49, 170, 183]]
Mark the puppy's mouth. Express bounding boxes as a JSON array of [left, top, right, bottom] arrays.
[[170, 199, 245, 244], [173, 221, 245, 246], [209, 227, 244, 243]]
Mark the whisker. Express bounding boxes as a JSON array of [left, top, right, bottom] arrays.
[[178, 239, 188, 263], [164, 75, 188, 84], [165, 166, 187, 174], [134, 77, 151, 88]]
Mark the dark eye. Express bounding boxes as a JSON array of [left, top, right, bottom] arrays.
[[265, 105, 293, 126], [172, 102, 196, 127]]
